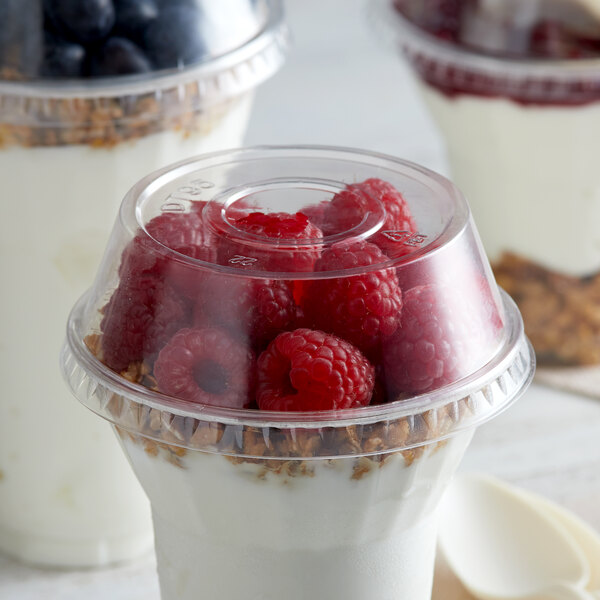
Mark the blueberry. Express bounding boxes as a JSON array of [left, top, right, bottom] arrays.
[[0, 0, 43, 78], [156, 0, 199, 7], [41, 32, 85, 77], [88, 36, 151, 76], [144, 6, 208, 69], [44, 0, 115, 44], [113, 0, 158, 44]]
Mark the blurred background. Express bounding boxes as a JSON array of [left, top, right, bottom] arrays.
[[1, 0, 599, 598], [247, 0, 445, 169]]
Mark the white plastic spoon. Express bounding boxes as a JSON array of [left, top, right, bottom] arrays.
[[438, 474, 594, 600], [452, 476, 600, 597], [516, 486, 600, 596]]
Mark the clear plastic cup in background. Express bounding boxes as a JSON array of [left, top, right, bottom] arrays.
[[371, 0, 600, 367], [0, 0, 287, 568], [61, 146, 534, 599]]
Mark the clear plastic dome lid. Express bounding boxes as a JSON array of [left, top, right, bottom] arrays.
[[0, 0, 288, 143], [1, 0, 281, 80], [62, 146, 534, 457], [371, 0, 600, 104], [0, 0, 288, 103]]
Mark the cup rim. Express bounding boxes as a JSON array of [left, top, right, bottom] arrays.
[[0, 0, 287, 100], [63, 287, 534, 431], [116, 144, 471, 280], [371, 0, 600, 81], [60, 144, 535, 451]]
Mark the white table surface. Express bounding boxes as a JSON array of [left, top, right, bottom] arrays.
[[3, 0, 599, 597]]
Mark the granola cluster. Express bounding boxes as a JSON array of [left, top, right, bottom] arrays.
[[0, 82, 239, 149], [85, 333, 472, 480], [112, 399, 456, 480], [493, 252, 600, 366]]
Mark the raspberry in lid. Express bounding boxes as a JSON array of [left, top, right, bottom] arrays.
[[61, 146, 534, 457]]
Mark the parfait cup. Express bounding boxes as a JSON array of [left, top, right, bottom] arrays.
[[62, 146, 534, 598]]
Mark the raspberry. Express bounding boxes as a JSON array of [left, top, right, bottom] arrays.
[[154, 328, 255, 408], [300, 200, 329, 231], [256, 329, 375, 411], [320, 178, 417, 257], [193, 275, 298, 349], [300, 241, 403, 355], [100, 276, 190, 372], [119, 208, 215, 298], [370, 367, 389, 406], [382, 283, 491, 394], [395, 244, 504, 335], [190, 200, 208, 215], [218, 211, 323, 273], [528, 20, 595, 59]]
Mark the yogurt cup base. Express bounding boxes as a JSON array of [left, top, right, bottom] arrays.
[[0, 524, 153, 569]]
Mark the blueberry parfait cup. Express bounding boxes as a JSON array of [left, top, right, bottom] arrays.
[[0, 0, 287, 568]]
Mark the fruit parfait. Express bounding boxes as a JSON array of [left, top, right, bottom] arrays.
[[61, 146, 534, 600], [372, 0, 600, 366], [0, 0, 287, 568]]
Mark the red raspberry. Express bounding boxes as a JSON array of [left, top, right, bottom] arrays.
[[300, 200, 329, 232], [528, 20, 593, 59], [100, 276, 190, 372], [370, 367, 389, 406], [257, 329, 375, 411], [218, 211, 323, 273], [119, 208, 215, 298], [193, 275, 298, 349], [320, 179, 417, 257], [154, 328, 255, 408], [147, 204, 209, 249], [395, 244, 504, 335], [190, 200, 208, 215], [300, 241, 403, 355], [382, 283, 493, 394]]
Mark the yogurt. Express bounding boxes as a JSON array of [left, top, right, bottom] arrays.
[[0, 96, 252, 566], [123, 433, 472, 600], [0, 0, 288, 567], [418, 85, 600, 276]]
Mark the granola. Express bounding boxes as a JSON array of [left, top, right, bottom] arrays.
[[0, 82, 240, 149], [493, 252, 600, 366], [80, 320, 503, 480], [101, 364, 470, 481]]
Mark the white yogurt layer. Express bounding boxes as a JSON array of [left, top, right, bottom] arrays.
[[123, 430, 472, 600], [419, 83, 600, 276], [0, 94, 253, 567]]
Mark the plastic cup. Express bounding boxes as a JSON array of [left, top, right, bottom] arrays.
[[61, 146, 534, 598], [0, 1, 287, 568], [371, 0, 600, 367]]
